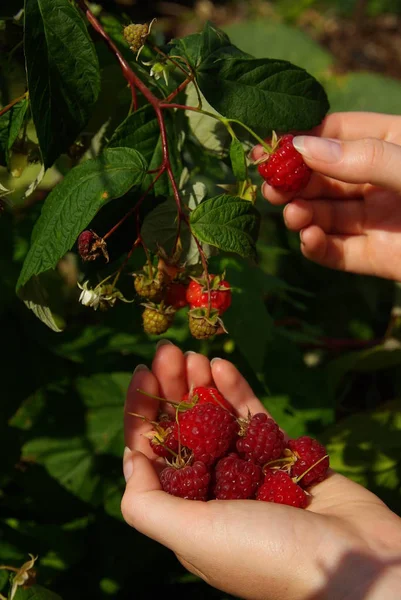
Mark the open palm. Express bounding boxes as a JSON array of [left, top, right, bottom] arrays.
[[253, 112, 401, 282], [122, 342, 401, 600]]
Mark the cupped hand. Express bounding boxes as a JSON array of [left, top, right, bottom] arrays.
[[252, 112, 401, 281], [121, 341, 401, 600]]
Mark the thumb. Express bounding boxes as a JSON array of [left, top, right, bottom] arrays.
[[120, 450, 203, 552], [292, 135, 401, 192]]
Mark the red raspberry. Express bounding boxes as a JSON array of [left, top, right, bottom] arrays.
[[287, 436, 329, 487], [160, 461, 210, 501], [174, 403, 239, 466], [186, 275, 231, 315], [77, 230, 108, 262], [257, 134, 311, 193], [256, 471, 308, 508], [182, 386, 234, 414], [213, 453, 263, 500], [165, 282, 188, 309], [236, 413, 285, 466], [147, 419, 179, 458]]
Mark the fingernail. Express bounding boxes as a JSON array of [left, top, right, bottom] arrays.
[[300, 228, 306, 243], [210, 357, 222, 367], [156, 339, 173, 350], [123, 446, 134, 482], [184, 350, 196, 356], [133, 364, 149, 375], [283, 204, 290, 227], [292, 136, 342, 163]]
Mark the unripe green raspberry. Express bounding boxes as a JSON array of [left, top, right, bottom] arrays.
[[142, 304, 175, 335], [123, 23, 149, 53]]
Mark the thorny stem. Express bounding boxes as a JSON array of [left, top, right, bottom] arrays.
[[77, 1, 212, 282], [0, 91, 28, 119]]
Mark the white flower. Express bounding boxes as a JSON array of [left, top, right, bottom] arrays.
[[78, 282, 101, 309]]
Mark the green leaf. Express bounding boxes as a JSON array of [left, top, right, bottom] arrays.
[[14, 584, 63, 600], [22, 437, 101, 504], [189, 194, 260, 258], [24, 0, 101, 167], [107, 105, 180, 196], [185, 83, 229, 153], [17, 148, 147, 290], [75, 372, 130, 457], [168, 21, 238, 70], [0, 97, 29, 165], [321, 400, 401, 511], [141, 178, 215, 265], [229, 137, 247, 180], [17, 275, 64, 332], [198, 55, 329, 133]]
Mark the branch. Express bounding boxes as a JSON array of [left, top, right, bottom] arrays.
[[0, 92, 28, 119]]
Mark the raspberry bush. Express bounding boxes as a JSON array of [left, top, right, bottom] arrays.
[[6, 0, 328, 338]]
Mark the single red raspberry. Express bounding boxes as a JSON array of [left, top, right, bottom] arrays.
[[236, 413, 285, 466], [165, 282, 188, 309], [173, 402, 239, 466], [213, 453, 263, 500], [147, 419, 179, 458], [160, 461, 210, 501], [257, 134, 311, 193], [256, 471, 308, 508], [186, 275, 232, 315], [182, 386, 234, 414], [287, 436, 329, 487]]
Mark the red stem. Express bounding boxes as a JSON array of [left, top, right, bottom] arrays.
[[77, 1, 211, 283], [0, 92, 27, 118], [103, 168, 165, 240]]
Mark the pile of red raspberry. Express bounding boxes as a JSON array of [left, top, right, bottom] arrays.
[[142, 386, 330, 507]]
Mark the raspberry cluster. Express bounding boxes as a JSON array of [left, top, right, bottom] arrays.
[[135, 269, 232, 339], [138, 387, 330, 506]]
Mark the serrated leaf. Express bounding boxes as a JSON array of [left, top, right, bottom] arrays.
[[198, 55, 329, 133], [17, 147, 147, 290], [0, 97, 29, 165], [107, 105, 180, 196], [24, 0, 101, 167], [190, 194, 260, 258], [229, 137, 247, 180], [168, 21, 237, 70], [22, 437, 100, 504]]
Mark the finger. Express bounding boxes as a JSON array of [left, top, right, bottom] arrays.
[[311, 111, 401, 143], [284, 198, 365, 235], [261, 173, 366, 206], [211, 358, 272, 419], [152, 341, 187, 403], [124, 365, 160, 455], [185, 351, 214, 390], [300, 225, 378, 276], [293, 136, 401, 193]]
